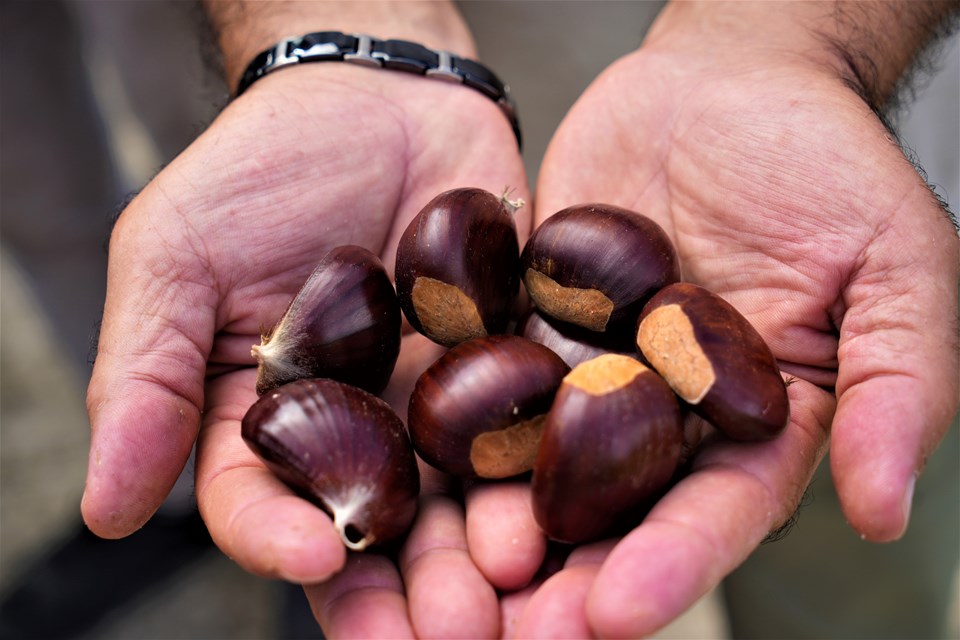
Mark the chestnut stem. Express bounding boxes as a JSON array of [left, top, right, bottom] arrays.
[[499, 187, 524, 215]]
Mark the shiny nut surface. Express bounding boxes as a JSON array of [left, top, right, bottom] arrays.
[[242, 378, 420, 551], [408, 335, 569, 479], [532, 354, 682, 543], [517, 307, 636, 369], [252, 245, 401, 396], [636, 282, 789, 441], [520, 204, 680, 335], [396, 188, 520, 347]]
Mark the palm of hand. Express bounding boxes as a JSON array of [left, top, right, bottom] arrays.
[[85, 47, 958, 639], [84, 66, 529, 593], [540, 49, 906, 372], [516, 49, 958, 636]]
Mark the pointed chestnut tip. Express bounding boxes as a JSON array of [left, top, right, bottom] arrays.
[[251, 337, 309, 396], [334, 517, 373, 552], [250, 246, 401, 396], [242, 379, 420, 551]]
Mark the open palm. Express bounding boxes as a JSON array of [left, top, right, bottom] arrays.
[[83, 64, 529, 635], [83, 16, 958, 636], [514, 45, 958, 637]]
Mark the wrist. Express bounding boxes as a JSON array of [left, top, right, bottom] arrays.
[[645, 1, 959, 110], [203, 0, 475, 93], [230, 30, 521, 146]]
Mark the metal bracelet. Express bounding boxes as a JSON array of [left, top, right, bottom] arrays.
[[236, 31, 521, 148]]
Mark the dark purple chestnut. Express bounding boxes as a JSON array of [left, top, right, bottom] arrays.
[[241, 378, 420, 551], [395, 188, 521, 347], [520, 204, 680, 336], [252, 245, 401, 396], [408, 335, 569, 479], [636, 282, 789, 441], [516, 307, 637, 369], [531, 354, 683, 543]]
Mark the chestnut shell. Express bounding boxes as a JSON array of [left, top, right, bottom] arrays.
[[636, 283, 789, 441], [241, 378, 420, 551], [516, 307, 636, 369], [252, 245, 401, 396], [520, 204, 680, 336], [532, 354, 682, 543], [408, 335, 570, 479], [395, 188, 520, 347]]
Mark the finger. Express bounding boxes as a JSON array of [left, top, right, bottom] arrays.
[[586, 378, 835, 638], [465, 481, 547, 590], [832, 199, 959, 541], [83, 192, 217, 537], [500, 583, 541, 640], [400, 495, 500, 639], [514, 565, 600, 639], [306, 553, 415, 639], [511, 540, 616, 639], [195, 369, 346, 582]]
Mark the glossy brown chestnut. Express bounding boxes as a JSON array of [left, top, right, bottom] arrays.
[[636, 282, 789, 441], [532, 354, 682, 543], [252, 245, 401, 396], [516, 307, 637, 369], [395, 187, 521, 347], [520, 204, 680, 336], [241, 378, 420, 551], [408, 335, 570, 479]]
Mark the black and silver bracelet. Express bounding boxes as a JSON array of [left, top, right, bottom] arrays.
[[236, 31, 521, 148]]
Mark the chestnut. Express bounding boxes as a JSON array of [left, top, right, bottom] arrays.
[[408, 335, 570, 479], [636, 282, 789, 441], [516, 307, 636, 369], [519, 204, 680, 336], [395, 187, 521, 347], [241, 378, 420, 551], [252, 245, 401, 396], [531, 354, 682, 543]]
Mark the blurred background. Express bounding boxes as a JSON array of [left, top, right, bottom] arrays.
[[1, 1, 957, 638]]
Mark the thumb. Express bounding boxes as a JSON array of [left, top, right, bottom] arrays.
[[832, 191, 959, 542], [83, 198, 217, 538]]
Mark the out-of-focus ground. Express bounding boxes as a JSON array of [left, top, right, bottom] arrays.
[[1, 1, 957, 639]]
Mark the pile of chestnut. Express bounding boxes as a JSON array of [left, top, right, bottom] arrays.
[[241, 187, 790, 551]]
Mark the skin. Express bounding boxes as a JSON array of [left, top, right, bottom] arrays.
[[517, 2, 960, 636], [84, 2, 530, 634], [82, 0, 959, 638]]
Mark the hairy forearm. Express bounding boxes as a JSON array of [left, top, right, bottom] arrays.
[[816, 0, 959, 109], [647, 0, 960, 109], [201, 0, 474, 92]]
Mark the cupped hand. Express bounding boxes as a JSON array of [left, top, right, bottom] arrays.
[[507, 18, 958, 638], [83, 61, 530, 632]]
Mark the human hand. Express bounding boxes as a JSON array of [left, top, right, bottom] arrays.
[[503, 2, 959, 636], [82, 15, 531, 634]]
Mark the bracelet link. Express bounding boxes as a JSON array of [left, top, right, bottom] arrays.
[[268, 36, 302, 72], [297, 39, 345, 62], [425, 51, 463, 83], [343, 34, 383, 68]]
